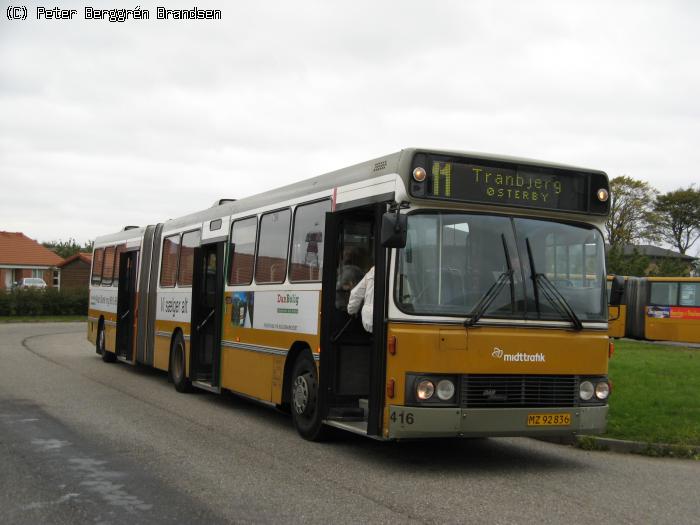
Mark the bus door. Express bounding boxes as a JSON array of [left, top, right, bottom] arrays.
[[116, 250, 138, 362], [189, 241, 224, 389], [320, 203, 388, 436]]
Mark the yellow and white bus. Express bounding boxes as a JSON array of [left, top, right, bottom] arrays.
[[608, 276, 700, 344], [88, 148, 617, 441]]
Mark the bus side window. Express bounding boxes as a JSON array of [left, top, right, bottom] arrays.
[[91, 248, 105, 285], [680, 282, 700, 306], [289, 200, 330, 282], [255, 209, 291, 284], [228, 217, 257, 286], [160, 234, 181, 288], [177, 230, 200, 287], [113, 244, 126, 287], [650, 282, 678, 306], [101, 246, 116, 287]]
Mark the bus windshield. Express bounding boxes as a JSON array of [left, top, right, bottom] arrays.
[[395, 212, 607, 322]]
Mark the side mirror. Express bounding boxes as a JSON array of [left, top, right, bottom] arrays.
[[609, 275, 625, 306], [381, 211, 407, 248]]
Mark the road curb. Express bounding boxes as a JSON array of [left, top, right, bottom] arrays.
[[537, 435, 699, 458]]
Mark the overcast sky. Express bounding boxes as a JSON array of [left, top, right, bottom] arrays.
[[1, 0, 699, 254]]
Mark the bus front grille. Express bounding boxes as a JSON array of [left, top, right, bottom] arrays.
[[460, 375, 577, 408]]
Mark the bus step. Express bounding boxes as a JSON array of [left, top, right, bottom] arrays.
[[328, 407, 366, 421]]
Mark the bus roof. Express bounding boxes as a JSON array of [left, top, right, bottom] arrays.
[[94, 147, 607, 244]]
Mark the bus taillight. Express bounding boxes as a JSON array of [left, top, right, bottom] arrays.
[[609, 340, 614, 358], [387, 378, 395, 399]]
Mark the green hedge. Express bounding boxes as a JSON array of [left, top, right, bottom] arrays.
[[0, 288, 88, 316]]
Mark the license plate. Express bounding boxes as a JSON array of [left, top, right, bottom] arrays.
[[527, 413, 571, 426]]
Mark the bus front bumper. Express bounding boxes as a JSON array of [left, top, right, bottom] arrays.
[[386, 405, 607, 440]]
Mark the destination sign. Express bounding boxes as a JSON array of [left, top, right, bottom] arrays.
[[410, 155, 606, 214]]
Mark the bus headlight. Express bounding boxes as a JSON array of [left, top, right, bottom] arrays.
[[596, 188, 609, 202], [595, 381, 610, 400], [579, 380, 594, 401], [436, 379, 455, 401], [416, 379, 435, 400], [412, 167, 427, 182], [406, 374, 458, 405]]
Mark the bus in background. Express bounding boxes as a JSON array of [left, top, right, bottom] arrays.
[[616, 277, 700, 344], [88, 148, 619, 441], [607, 275, 628, 338]]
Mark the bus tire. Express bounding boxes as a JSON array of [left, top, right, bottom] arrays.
[[170, 332, 192, 393], [290, 353, 327, 441], [99, 322, 116, 363]]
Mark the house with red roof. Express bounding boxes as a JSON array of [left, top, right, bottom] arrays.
[[57, 252, 92, 291], [0, 232, 65, 290]]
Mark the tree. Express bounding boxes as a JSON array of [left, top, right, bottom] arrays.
[[42, 238, 93, 259], [606, 245, 649, 276], [653, 186, 700, 255], [605, 176, 658, 247], [647, 257, 692, 277], [692, 258, 700, 277]]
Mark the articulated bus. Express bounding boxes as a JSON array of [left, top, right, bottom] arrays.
[[608, 277, 700, 344], [88, 148, 616, 441], [607, 276, 629, 339]]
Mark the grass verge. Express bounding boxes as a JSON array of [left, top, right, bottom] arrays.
[[0, 315, 86, 323], [605, 339, 700, 448]]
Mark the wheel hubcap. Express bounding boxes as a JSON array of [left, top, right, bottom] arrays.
[[293, 375, 310, 415]]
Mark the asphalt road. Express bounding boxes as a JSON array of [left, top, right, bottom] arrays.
[[1, 323, 698, 525]]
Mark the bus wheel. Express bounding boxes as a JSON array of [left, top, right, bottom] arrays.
[[290, 353, 327, 441], [170, 332, 192, 393], [99, 323, 116, 363]]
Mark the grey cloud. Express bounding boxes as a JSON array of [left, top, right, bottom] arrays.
[[0, 0, 698, 253]]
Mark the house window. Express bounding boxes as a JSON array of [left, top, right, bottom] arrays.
[[53, 270, 60, 288], [32, 269, 43, 279]]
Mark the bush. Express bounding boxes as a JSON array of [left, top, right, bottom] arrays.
[[0, 288, 88, 316]]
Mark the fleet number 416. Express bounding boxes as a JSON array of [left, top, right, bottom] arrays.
[[390, 412, 415, 425]]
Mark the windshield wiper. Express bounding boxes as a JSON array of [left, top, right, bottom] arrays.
[[536, 273, 584, 330], [525, 238, 583, 331], [464, 234, 515, 327], [464, 270, 514, 327], [501, 233, 516, 314]]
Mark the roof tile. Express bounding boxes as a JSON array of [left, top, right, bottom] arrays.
[[57, 252, 92, 267], [0, 231, 65, 266]]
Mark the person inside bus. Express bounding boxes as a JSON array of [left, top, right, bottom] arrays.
[[347, 266, 374, 333], [335, 246, 365, 310]]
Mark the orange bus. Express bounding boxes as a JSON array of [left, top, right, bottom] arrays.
[[613, 277, 700, 344], [88, 148, 618, 440]]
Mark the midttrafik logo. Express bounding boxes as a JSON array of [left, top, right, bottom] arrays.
[[491, 347, 546, 362]]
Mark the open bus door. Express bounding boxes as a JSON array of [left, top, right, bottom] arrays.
[[189, 241, 225, 391], [115, 250, 138, 362], [318, 202, 388, 438]]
